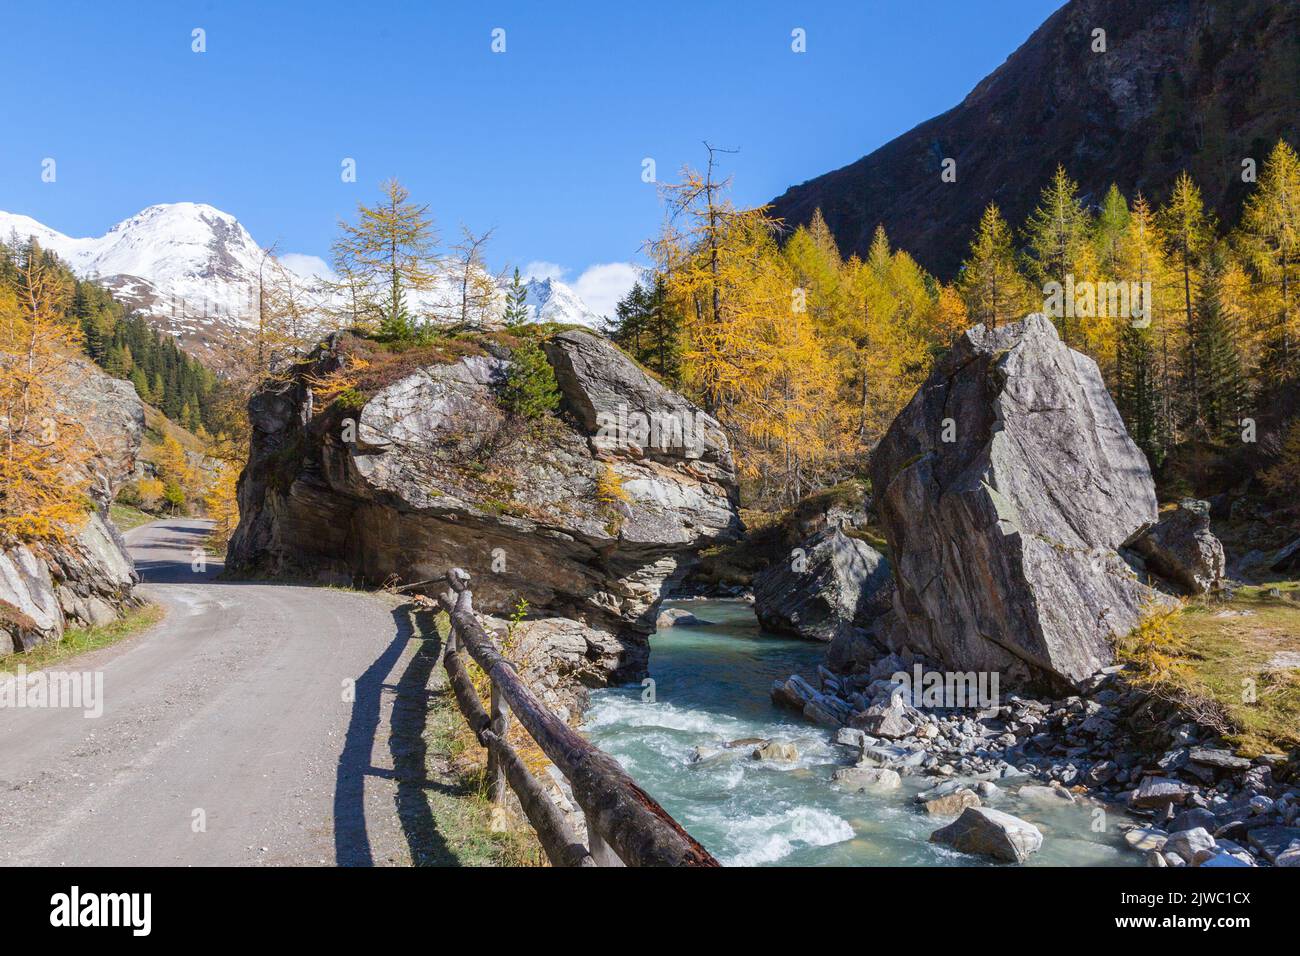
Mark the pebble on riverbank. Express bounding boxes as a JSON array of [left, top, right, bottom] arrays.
[[771, 648, 1300, 867]]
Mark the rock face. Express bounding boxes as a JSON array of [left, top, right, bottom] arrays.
[[56, 356, 146, 502], [1131, 499, 1225, 594], [871, 315, 1165, 687], [753, 526, 892, 643], [1, 358, 144, 656], [228, 331, 740, 700]]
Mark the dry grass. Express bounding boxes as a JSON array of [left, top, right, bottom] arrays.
[[1118, 585, 1300, 756], [2, 603, 164, 673], [427, 608, 551, 866]]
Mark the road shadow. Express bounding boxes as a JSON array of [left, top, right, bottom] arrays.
[[332, 604, 464, 867], [332, 605, 415, 866], [127, 521, 226, 583], [387, 605, 466, 867]]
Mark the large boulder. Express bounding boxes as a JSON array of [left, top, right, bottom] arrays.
[[1131, 499, 1225, 594], [870, 315, 1166, 688], [752, 526, 892, 642], [228, 331, 740, 699]]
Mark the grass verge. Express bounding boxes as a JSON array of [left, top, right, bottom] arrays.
[[412, 609, 546, 867], [4, 603, 165, 673], [108, 503, 159, 532]]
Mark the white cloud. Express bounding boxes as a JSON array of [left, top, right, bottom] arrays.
[[573, 262, 642, 319], [522, 260, 567, 282], [280, 252, 334, 281]]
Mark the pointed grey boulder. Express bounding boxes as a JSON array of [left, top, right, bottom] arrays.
[[870, 315, 1169, 687]]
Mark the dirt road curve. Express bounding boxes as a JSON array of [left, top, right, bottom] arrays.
[[0, 519, 443, 866]]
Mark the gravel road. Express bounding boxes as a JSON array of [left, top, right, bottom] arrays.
[[0, 519, 446, 866]]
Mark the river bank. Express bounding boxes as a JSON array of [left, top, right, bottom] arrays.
[[581, 599, 1147, 866]]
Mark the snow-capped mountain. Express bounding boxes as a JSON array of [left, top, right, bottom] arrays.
[[0, 202, 605, 365], [521, 277, 603, 329]]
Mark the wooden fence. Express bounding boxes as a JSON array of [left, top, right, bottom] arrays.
[[435, 568, 718, 867]]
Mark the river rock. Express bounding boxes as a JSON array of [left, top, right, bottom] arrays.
[[770, 673, 819, 711], [1131, 499, 1226, 595], [1189, 747, 1251, 771], [655, 607, 711, 628], [1017, 784, 1076, 807], [227, 331, 740, 701], [930, 806, 1044, 863], [848, 694, 915, 739], [752, 525, 891, 642], [1165, 827, 1217, 865], [1129, 776, 1195, 810], [870, 315, 1166, 687], [833, 766, 901, 791], [1246, 826, 1300, 864], [1124, 827, 1168, 852], [752, 740, 799, 762], [1275, 842, 1300, 867], [923, 789, 982, 816]]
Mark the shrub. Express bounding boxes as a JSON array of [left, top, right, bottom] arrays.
[[137, 477, 165, 511], [498, 340, 560, 421], [595, 463, 632, 534], [333, 386, 366, 412], [115, 481, 142, 507]]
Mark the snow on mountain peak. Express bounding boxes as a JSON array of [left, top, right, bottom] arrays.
[[0, 203, 609, 359]]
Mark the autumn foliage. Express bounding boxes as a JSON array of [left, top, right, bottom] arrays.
[[0, 246, 90, 543]]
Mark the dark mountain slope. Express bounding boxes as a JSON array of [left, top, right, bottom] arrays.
[[769, 0, 1299, 278]]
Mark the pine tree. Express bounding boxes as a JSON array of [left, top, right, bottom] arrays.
[[504, 267, 530, 325], [499, 339, 560, 420], [1117, 323, 1164, 467], [0, 248, 89, 543], [334, 178, 440, 342], [1194, 248, 1246, 443], [445, 225, 498, 330], [958, 202, 1031, 329], [1239, 140, 1300, 381], [1024, 165, 1095, 349], [1158, 171, 1217, 431]]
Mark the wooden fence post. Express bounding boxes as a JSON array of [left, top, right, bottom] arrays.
[[488, 680, 509, 807], [584, 812, 625, 867]]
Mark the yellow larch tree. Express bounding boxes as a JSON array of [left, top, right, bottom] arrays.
[[0, 246, 89, 543]]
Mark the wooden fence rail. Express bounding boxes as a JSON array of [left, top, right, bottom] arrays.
[[436, 568, 718, 867]]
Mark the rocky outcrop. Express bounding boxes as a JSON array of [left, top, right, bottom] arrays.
[[752, 526, 891, 643], [0, 545, 63, 655], [228, 331, 740, 701], [1131, 499, 1226, 595], [870, 315, 1167, 688], [1, 358, 144, 656], [56, 356, 145, 502]]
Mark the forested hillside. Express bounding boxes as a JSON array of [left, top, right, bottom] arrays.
[[0, 238, 223, 435], [608, 140, 1300, 512], [770, 0, 1299, 278]]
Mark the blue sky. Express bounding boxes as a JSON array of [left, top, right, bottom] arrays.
[[0, 0, 1063, 314]]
